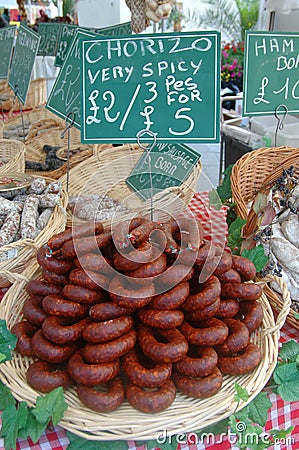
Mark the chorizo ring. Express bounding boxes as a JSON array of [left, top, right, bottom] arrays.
[[112, 217, 147, 251], [214, 318, 249, 356], [217, 269, 242, 284], [82, 316, 134, 343], [174, 346, 218, 378], [138, 324, 188, 363], [221, 282, 262, 301], [26, 361, 72, 393], [42, 295, 89, 319], [129, 219, 160, 246], [232, 255, 256, 281], [125, 254, 167, 282], [42, 316, 90, 344], [218, 342, 262, 375], [155, 264, 194, 287], [149, 281, 190, 310], [238, 301, 264, 334], [41, 268, 69, 286], [37, 247, 74, 275], [68, 349, 120, 385], [73, 253, 113, 277], [113, 241, 154, 272], [47, 222, 104, 251], [215, 298, 240, 319], [26, 280, 62, 297], [69, 268, 110, 291], [181, 275, 221, 312], [77, 377, 125, 413], [138, 308, 184, 329], [62, 284, 105, 305], [125, 379, 176, 413], [122, 348, 172, 388], [82, 329, 137, 364], [109, 276, 155, 309], [11, 321, 37, 357], [22, 296, 47, 327], [61, 232, 112, 259], [89, 302, 136, 321], [173, 367, 223, 399], [32, 329, 78, 363], [180, 318, 229, 346], [184, 297, 220, 322]]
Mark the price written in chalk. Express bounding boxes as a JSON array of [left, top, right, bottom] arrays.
[[0, 26, 16, 79], [243, 31, 299, 115], [38, 23, 61, 56], [81, 32, 220, 143], [55, 24, 78, 67]]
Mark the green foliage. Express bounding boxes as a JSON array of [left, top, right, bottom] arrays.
[[234, 382, 249, 402], [241, 244, 269, 272], [272, 340, 299, 402], [67, 432, 129, 449], [0, 319, 17, 363], [228, 216, 246, 253]]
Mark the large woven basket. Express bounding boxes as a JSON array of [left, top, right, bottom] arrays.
[[0, 139, 25, 174], [0, 176, 67, 288], [0, 120, 3, 139], [0, 78, 47, 112], [59, 144, 202, 229], [0, 264, 290, 441], [231, 146, 299, 219]]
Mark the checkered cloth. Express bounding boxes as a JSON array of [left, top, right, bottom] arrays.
[[1, 193, 298, 450]]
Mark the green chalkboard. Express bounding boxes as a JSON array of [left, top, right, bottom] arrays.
[[126, 143, 201, 200], [47, 29, 96, 129], [81, 31, 220, 143], [243, 31, 299, 115], [55, 24, 78, 67], [8, 24, 40, 104], [91, 22, 132, 36], [38, 23, 61, 56], [0, 26, 16, 79]]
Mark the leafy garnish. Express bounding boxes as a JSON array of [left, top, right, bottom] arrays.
[[32, 387, 68, 426], [0, 319, 17, 363], [241, 244, 269, 272], [67, 432, 129, 449], [227, 217, 246, 253], [208, 188, 223, 210], [217, 165, 233, 200], [278, 340, 299, 363], [273, 362, 299, 402], [234, 382, 249, 402], [1, 402, 28, 450], [0, 380, 16, 410]]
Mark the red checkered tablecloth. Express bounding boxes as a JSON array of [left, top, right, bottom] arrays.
[[0, 192, 298, 450]]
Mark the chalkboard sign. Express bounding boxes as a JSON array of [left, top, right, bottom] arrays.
[[126, 143, 201, 200], [0, 26, 16, 79], [8, 24, 41, 104], [91, 22, 132, 36], [38, 23, 61, 56], [81, 31, 220, 143], [55, 24, 78, 67], [47, 29, 96, 128], [243, 31, 299, 115]]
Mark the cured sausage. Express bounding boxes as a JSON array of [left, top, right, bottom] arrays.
[[212, 253, 233, 276], [42, 295, 89, 319], [112, 217, 147, 251], [214, 318, 249, 356], [181, 276, 221, 312], [83, 329, 137, 363], [125, 254, 167, 282], [122, 348, 172, 388], [180, 318, 229, 346], [218, 342, 262, 375], [47, 222, 104, 251], [41, 268, 69, 286], [27, 361, 72, 393], [68, 349, 120, 385], [138, 308, 184, 329], [184, 297, 220, 322], [32, 329, 78, 363], [77, 377, 125, 413], [113, 241, 154, 271], [89, 302, 136, 321], [217, 269, 242, 284], [42, 316, 90, 344], [173, 367, 223, 399], [73, 253, 113, 277], [149, 282, 190, 310], [22, 296, 47, 326], [155, 264, 194, 287], [231, 255, 256, 281], [194, 242, 217, 268], [154, 219, 180, 254], [129, 219, 159, 246], [69, 268, 110, 291], [62, 284, 105, 305], [221, 282, 262, 301], [37, 247, 74, 275], [126, 379, 176, 413], [61, 232, 112, 259], [215, 299, 240, 319], [238, 301, 264, 333], [82, 316, 134, 343], [138, 324, 188, 363], [26, 280, 61, 297], [174, 346, 218, 378], [109, 276, 155, 309], [11, 321, 37, 357]]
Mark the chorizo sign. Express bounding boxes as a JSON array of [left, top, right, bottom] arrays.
[[126, 143, 200, 200], [80, 31, 220, 143], [243, 31, 299, 115]]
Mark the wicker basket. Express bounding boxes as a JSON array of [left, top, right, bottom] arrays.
[[231, 146, 299, 220], [0, 120, 3, 139], [0, 266, 290, 441], [0, 176, 67, 288], [0, 139, 25, 174], [59, 144, 202, 229], [0, 78, 47, 112]]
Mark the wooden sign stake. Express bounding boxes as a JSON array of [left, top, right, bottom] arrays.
[[136, 129, 157, 221], [61, 111, 75, 193], [274, 104, 288, 147]]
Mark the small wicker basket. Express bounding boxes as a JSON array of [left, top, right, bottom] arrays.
[[0, 78, 47, 112], [0, 264, 290, 441], [0, 176, 67, 288], [59, 143, 202, 229], [0, 139, 25, 174]]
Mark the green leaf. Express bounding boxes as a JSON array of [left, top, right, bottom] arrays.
[[246, 392, 272, 427], [278, 340, 299, 363], [1, 402, 28, 450], [252, 193, 268, 215], [274, 362, 299, 401], [234, 383, 249, 402], [0, 319, 17, 363], [294, 312, 299, 320], [194, 417, 229, 438], [18, 409, 48, 444], [217, 165, 233, 200], [241, 244, 269, 272], [66, 432, 128, 449], [270, 426, 294, 440], [32, 387, 68, 426], [209, 188, 223, 210], [0, 380, 16, 410], [227, 217, 246, 253]]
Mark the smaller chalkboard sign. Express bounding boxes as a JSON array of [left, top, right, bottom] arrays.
[[126, 143, 200, 201], [55, 23, 78, 67], [8, 24, 40, 104], [91, 22, 132, 36], [38, 23, 61, 56], [0, 26, 16, 79]]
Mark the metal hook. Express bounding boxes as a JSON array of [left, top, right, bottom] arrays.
[[60, 111, 75, 139], [274, 104, 288, 147], [136, 128, 157, 152]]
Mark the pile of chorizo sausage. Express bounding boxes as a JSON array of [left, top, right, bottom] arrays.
[[11, 216, 264, 414]]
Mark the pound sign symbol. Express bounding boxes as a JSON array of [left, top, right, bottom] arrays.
[[86, 90, 101, 125], [140, 105, 154, 129], [253, 77, 270, 105]]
